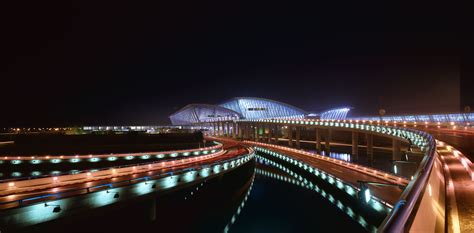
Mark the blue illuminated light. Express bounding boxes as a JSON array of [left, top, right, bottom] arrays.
[[90, 157, 100, 162], [11, 160, 22, 165], [31, 160, 41, 164], [51, 159, 61, 164], [70, 158, 81, 163], [364, 189, 371, 203]]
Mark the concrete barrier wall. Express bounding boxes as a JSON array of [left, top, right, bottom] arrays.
[[0, 150, 226, 194]]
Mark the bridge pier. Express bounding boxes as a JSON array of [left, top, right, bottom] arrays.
[[232, 122, 237, 139], [254, 124, 260, 142], [352, 132, 359, 160], [263, 124, 266, 142], [288, 126, 293, 147], [267, 125, 273, 143], [223, 122, 227, 136], [243, 123, 248, 140], [222, 122, 227, 137], [249, 124, 254, 140], [217, 122, 224, 136], [226, 122, 230, 137], [366, 134, 374, 165], [295, 126, 301, 148], [274, 125, 279, 144], [325, 129, 331, 154], [238, 123, 243, 139], [392, 139, 401, 161], [315, 128, 321, 153]]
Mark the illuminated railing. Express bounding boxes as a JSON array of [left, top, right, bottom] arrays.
[[238, 118, 438, 232], [350, 112, 474, 125], [0, 151, 255, 230], [0, 143, 222, 164], [0, 148, 227, 195]]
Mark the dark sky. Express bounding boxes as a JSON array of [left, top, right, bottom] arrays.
[[0, 2, 471, 126]]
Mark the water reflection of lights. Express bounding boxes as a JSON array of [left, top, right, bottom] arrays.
[[255, 164, 378, 232], [255, 147, 393, 211], [223, 174, 255, 233]]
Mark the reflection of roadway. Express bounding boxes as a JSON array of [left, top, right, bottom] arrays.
[[255, 167, 379, 232], [213, 137, 403, 205], [0, 144, 248, 210]]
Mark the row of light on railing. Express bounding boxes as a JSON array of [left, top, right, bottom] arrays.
[[1, 149, 218, 165], [3, 149, 229, 192], [223, 116, 471, 130], [248, 142, 408, 185], [223, 174, 255, 233], [255, 148, 394, 209], [31, 153, 256, 215], [254, 166, 378, 231], [241, 118, 432, 153], [0, 143, 222, 162]]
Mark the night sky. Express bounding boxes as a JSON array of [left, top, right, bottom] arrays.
[[1, 2, 471, 126]]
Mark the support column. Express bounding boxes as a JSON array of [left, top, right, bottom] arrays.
[[267, 125, 272, 143], [325, 129, 331, 154], [232, 122, 237, 138], [288, 126, 293, 147], [225, 122, 229, 136], [238, 123, 242, 139], [274, 125, 279, 144], [295, 126, 301, 148], [223, 122, 226, 136], [247, 124, 252, 140], [254, 124, 258, 141], [392, 139, 401, 161], [367, 134, 373, 165], [352, 131, 359, 160], [315, 128, 321, 153]]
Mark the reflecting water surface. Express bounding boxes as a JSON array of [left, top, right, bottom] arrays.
[[16, 151, 388, 233]]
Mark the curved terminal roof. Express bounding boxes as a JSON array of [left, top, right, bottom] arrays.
[[319, 107, 351, 120], [169, 104, 242, 125], [169, 97, 351, 125], [219, 97, 307, 119]]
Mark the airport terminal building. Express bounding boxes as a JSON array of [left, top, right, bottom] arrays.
[[169, 97, 350, 125]]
